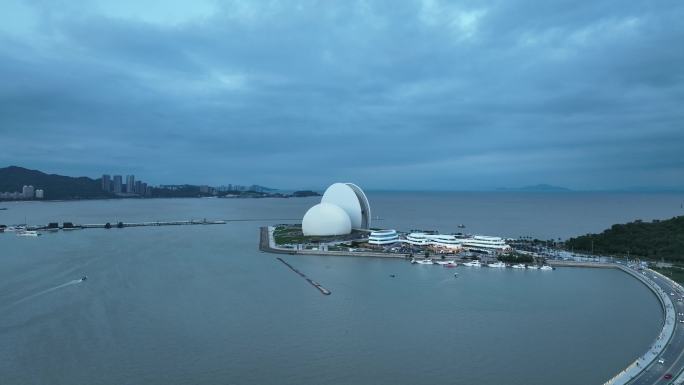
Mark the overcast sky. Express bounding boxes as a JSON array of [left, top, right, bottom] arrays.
[[1, 0, 682, 190]]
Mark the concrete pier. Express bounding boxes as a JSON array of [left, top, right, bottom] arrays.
[[276, 257, 331, 295], [31, 219, 227, 230]]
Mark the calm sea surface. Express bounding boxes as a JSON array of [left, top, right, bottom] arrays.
[[1, 192, 682, 385]]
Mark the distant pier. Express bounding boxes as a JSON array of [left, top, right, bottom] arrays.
[[28, 219, 227, 231], [81, 219, 227, 228]]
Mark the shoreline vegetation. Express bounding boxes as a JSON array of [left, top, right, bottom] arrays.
[[564, 215, 684, 262]]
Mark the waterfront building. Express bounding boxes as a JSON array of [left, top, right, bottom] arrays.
[[368, 229, 399, 245], [404, 233, 463, 249], [461, 236, 510, 252], [126, 175, 135, 193], [134, 180, 143, 194], [22, 185, 35, 199], [102, 174, 111, 192], [113, 175, 123, 193], [0, 192, 20, 200], [35, 189, 44, 199], [302, 183, 371, 236], [400, 233, 508, 251]]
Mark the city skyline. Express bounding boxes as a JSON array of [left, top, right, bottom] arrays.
[[0, 1, 683, 191]]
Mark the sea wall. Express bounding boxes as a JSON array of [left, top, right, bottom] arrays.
[[601, 266, 675, 385]]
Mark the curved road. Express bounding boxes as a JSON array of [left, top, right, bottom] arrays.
[[628, 269, 684, 385]]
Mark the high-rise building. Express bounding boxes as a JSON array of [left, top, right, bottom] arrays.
[[22, 185, 35, 199], [134, 180, 143, 194], [35, 189, 44, 199], [102, 174, 111, 192], [126, 175, 135, 193], [113, 175, 123, 193]]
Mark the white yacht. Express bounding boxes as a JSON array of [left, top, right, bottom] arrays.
[[17, 230, 40, 237], [463, 260, 482, 267], [540, 265, 554, 271], [512, 263, 526, 269], [487, 261, 506, 268], [434, 260, 456, 265], [4, 226, 26, 232], [415, 259, 434, 265], [526, 265, 539, 270]]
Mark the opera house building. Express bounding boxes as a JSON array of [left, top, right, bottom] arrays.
[[302, 183, 371, 236]]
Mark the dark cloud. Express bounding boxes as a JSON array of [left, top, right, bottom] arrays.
[[0, 0, 682, 190]]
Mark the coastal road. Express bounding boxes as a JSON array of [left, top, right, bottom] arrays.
[[627, 270, 684, 385]]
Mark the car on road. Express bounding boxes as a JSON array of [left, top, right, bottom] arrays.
[[658, 358, 666, 364], [664, 373, 673, 379]]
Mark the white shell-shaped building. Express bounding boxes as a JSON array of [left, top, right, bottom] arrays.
[[302, 183, 371, 236], [302, 203, 352, 236], [321, 183, 371, 229]]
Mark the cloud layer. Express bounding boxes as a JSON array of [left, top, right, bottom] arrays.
[[1, 0, 683, 190]]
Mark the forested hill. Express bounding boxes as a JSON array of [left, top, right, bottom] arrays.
[[0, 166, 112, 200], [565, 216, 684, 261]]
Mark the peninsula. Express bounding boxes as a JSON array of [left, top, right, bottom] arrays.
[[0, 166, 320, 201]]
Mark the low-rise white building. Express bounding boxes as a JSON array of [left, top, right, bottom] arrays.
[[368, 229, 399, 245]]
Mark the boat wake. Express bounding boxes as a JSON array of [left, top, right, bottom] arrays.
[[11, 279, 85, 306]]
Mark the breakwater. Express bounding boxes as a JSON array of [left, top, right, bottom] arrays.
[[276, 257, 331, 295], [26, 219, 227, 231]]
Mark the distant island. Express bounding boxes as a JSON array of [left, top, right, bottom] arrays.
[[497, 184, 572, 192], [565, 216, 684, 261], [0, 166, 320, 201]]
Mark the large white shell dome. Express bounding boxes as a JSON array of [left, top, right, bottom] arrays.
[[302, 203, 352, 236], [321, 183, 371, 229]]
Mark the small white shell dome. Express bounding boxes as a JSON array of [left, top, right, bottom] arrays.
[[302, 202, 352, 236]]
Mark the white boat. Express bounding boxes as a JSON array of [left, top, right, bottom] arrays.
[[434, 260, 455, 265], [17, 230, 40, 237], [512, 263, 526, 269], [540, 265, 553, 271], [4, 226, 26, 232], [526, 265, 539, 270], [463, 260, 482, 267], [487, 261, 506, 268], [415, 259, 434, 265]]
